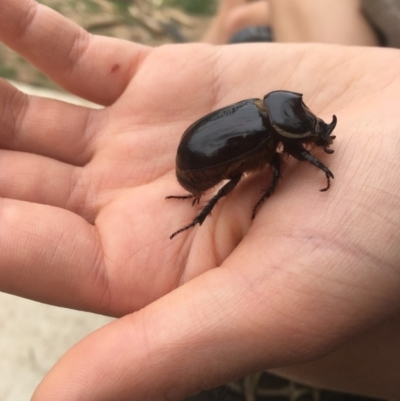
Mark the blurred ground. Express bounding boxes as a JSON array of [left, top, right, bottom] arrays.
[[0, 292, 114, 401]]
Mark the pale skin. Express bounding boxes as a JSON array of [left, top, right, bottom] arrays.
[[1, 1, 400, 400]]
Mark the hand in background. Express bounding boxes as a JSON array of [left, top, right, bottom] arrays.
[[0, 1, 400, 400]]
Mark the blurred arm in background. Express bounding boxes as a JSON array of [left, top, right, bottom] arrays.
[[203, 0, 379, 46], [268, 0, 378, 45]]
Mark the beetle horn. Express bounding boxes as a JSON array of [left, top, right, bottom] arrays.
[[322, 115, 337, 154], [327, 115, 337, 136]]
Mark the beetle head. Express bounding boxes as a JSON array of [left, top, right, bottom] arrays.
[[263, 91, 337, 153]]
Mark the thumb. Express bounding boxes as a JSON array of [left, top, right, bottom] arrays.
[[31, 266, 302, 401], [31, 233, 398, 401]]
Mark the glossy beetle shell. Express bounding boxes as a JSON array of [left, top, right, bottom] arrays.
[[177, 99, 269, 171], [167, 90, 337, 239], [175, 98, 276, 194]]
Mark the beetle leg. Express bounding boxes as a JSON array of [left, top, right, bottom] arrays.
[[170, 175, 242, 239], [166, 194, 193, 200], [166, 194, 202, 205], [286, 146, 334, 191], [252, 153, 281, 219]]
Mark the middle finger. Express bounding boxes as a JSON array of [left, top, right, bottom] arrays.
[[0, 149, 93, 218]]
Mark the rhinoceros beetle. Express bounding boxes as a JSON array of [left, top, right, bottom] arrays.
[[167, 90, 337, 239]]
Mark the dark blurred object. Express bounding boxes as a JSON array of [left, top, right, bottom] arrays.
[[229, 26, 273, 44], [185, 371, 386, 401], [361, 0, 400, 48]]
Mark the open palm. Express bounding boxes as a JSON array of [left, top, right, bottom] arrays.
[[1, 1, 400, 400]]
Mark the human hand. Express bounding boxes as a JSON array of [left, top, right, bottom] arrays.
[[1, 1, 400, 400]]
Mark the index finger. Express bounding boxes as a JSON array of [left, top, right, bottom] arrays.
[[0, 0, 150, 105]]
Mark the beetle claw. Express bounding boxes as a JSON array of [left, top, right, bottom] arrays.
[[191, 196, 201, 206], [320, 173, 333, 192], [170, 223, 197, 239]]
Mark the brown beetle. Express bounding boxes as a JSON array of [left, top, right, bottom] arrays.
[[167, 90, 337, 239]]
